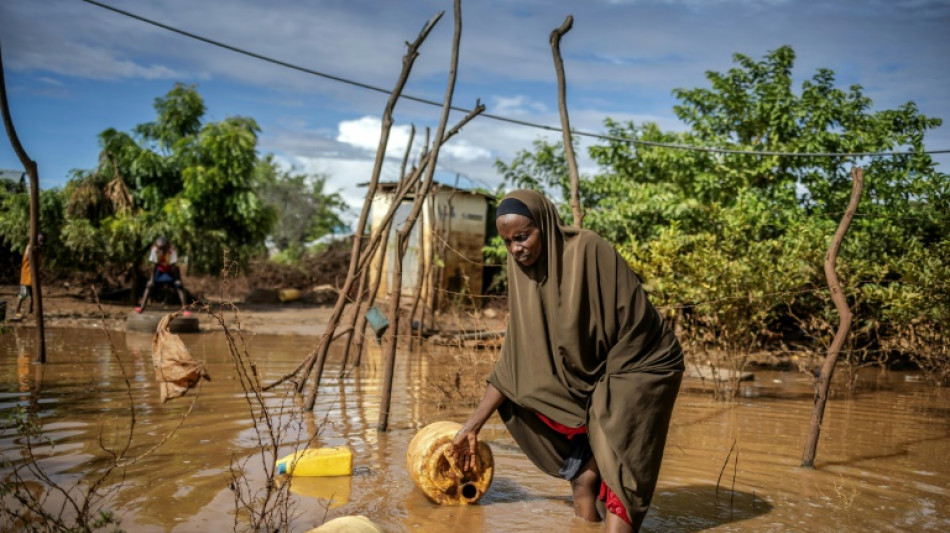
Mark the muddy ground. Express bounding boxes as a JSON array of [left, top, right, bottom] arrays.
[[0, 236, 511, 337], [0, 279, 509, 339]]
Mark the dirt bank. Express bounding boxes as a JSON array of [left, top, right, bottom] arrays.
[[1, 284, 341, 336], [0, 283, 508, 338]]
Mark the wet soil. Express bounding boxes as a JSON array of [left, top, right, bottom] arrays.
[[0, 283, 345, 336], [1, 277, 508, 338]]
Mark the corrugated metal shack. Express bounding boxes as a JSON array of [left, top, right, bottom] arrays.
[[368, 175, 495, 308]]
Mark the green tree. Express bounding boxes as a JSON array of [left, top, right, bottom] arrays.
[[0, 183, 66, 269], [496, 46, 949, 379], [254, 156, 347, 260], [71, 84, 275, 276]]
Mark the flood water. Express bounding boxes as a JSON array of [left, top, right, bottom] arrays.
[[1, 326, 948, 532]]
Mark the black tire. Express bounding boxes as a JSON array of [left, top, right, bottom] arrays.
[[169, 316, 200, 333], [126, 311, 200, 333]]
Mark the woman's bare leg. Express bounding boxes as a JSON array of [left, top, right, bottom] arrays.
[[605, 512, 635, 533], [571, 456, 602, 522]]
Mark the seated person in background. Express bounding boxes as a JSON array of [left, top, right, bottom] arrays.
[[136, 236, 190, 316], [13, 233, 44, 320]]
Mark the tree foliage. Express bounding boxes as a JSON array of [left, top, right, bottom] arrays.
[[0, 84, 347, 283], [253, 155, 348, 261], [495, 46, 949, 382]]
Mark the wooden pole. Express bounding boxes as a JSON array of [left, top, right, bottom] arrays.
[[417, 188, 438, 346], [340, 126, 417, 373], [418, 129, 436, 345], [350, 145, 430, 368], [265, 102, 482, 397], [338, 257, 372, 371], [0, 39, 46, 363], [407, 196, 428, 350], [801, 166, 864, 468], [290, 108, 481, 407], [291, 11, 444, 399], [550, 15, 583, 227], [378, 0, 464, 432], [350, 209, 394, 368]]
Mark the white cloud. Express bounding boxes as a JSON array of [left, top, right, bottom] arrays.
[[492, 95, 550, 116], [336, 117, 412, 159], [438, 139, 492, 161], [290, 154, 397, 221], [335, 116, 492, 163], [24, 45, 183, 81], [1, 0, 188, 81]]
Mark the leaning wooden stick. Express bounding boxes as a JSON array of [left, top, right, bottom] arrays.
[[801, 166, 864, 467], [287, 10, 443, 397], [0, 39, 47, 363], [378, 0, 465, 432], [264, 108, 482, 395], [342, 125, 416, 372], [291, 106, 483, 409], [550, 15, 583, 227]]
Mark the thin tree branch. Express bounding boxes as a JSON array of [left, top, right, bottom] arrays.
[[549, 15, 583, 227], [801, 166, 864, 468]]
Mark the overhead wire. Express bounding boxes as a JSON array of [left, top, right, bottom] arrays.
[[81, 0, 950, 159], [81, 1, 949, 302]]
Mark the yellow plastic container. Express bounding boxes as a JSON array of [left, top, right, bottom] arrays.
[[406, 421, 493, 505], [276, 446, 353, 477], [278, 288, 301, 303]]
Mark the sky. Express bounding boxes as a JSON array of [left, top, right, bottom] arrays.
[[1, 0, 948, 222]]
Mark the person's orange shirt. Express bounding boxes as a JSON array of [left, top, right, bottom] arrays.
[[19, 248, 42, 286]]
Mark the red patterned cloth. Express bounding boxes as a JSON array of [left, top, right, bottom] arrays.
[[536, 412, 587, 439], [535, 413, 631, 524], [598, 482, 631, 524]]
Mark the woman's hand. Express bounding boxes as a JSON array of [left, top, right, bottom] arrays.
[[450, 383, 506, 472], [451, 423, 480, 472]]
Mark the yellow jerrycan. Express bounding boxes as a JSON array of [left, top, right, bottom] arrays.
[[278, 288, 301, 303], [276, 446, 353, 477], [406, 421, 493, 505]]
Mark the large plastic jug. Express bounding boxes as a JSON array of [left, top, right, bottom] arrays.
[[406, 421, 493, 505]]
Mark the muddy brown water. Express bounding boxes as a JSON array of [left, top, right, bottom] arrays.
[[1, 327, 948, 532]]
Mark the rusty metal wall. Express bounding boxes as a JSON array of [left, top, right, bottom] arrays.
[[369, 188, 488, 303]]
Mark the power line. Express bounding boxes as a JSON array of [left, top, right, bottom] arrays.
[[81, 0, 950, 159]]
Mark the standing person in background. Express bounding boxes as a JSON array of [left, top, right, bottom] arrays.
[[13, 233, 44, 321], [451, 189, 684, 532], [136, 236, 190, 316]]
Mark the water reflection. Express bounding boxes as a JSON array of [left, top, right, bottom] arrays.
[[648, 485, 771, 532], [0, 328, 947, 532], [289, 475, 352, 509]]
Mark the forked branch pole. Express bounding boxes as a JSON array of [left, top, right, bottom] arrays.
[[407, 213, 428, 349], [340, 125, 417, 372], [550, 15, 583, 227], [269, 6, 484, 415], [273, 10, 442, 399], [0, 39, 47, 363], [801, 166, 864, 468], [378, 0, 465, 432]]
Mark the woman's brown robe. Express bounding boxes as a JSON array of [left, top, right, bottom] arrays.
[[489, 189, 684, 529]]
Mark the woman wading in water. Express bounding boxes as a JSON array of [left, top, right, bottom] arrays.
[[451, 189, 684, 532]]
